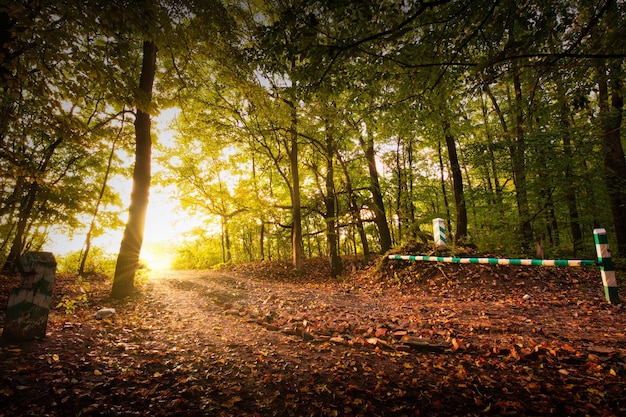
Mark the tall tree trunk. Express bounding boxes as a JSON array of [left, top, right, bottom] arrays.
[[437, 140, 453, 237], [395, 137, 404, 243], [324, 123, 342, 278], [510, 63, 533, 253], [361, 132, 392, 253], [597, 60, 626, 257], [251, 155, 266, 261], [338, 155, 369, 258], [406, 139, 419, 239], [2, 182, 39, 273], [443, 119, 468, 242], [482, 87, 504, 208], [287, 100, 303, 270], [111, 40, 156, 299], [259, 221, 265, 260], [223, 217, 232, 263], [556, 82, 584, 255], [2, 137, 62, 272]]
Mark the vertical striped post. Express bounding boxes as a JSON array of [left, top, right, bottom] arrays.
[[2, 252, 57, 342], [433, 218, 446, 247], [594, 228, 619, 304]]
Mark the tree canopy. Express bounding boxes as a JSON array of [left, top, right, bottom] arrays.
[[1, 0, 625, 288]]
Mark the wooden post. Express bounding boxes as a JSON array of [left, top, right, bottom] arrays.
[[2, 252, 57, 342]]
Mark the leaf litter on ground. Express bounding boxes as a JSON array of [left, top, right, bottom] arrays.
[[1, 250, 625, 416]]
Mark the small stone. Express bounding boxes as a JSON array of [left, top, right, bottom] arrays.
[[95, 308, 116, 319]]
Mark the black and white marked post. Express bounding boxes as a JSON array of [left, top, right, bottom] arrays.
[[2, 252, 57, 343]]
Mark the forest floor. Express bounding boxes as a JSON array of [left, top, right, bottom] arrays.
[[1, 248, 626, 416]]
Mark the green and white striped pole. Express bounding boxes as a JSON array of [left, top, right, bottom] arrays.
[[594, 228, 620, 304], [388, 255, 597, 267], [433, 218, 446, 247]]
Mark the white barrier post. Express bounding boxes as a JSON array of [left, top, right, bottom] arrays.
[[433, 218, 446, 247], [593, 228, 619, 304]]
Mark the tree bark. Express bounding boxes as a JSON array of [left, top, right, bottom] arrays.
[[338, 155, 369, 258], [221, 216, 232, 263], [111, 40, 156, 299], [597, 60, 626, 257], [482, 86, 504, 209], [556, 82, 584, 255], [324, 122, 342, 278], [2, 137, 63, 272], [437, 140, 453, 237], [406, 139, 419, 239], [510, 63, 533, 253], [2, 182, 39, 273], [259, 221, 265, 260], [361, 132, 392, 253], [394, 139, 402, 243], [287, 100, 304, 270], [443, 119, 468, 242]]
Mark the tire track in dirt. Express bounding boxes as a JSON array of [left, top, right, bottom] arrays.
[[142, 270, 282, 356]]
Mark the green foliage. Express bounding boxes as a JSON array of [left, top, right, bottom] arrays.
[[171, 228, 224, 270], [58, 248, 117, 277], [3, 0, 625, 274], [56, 293, 88, 315], [56, 277, 90, 315]]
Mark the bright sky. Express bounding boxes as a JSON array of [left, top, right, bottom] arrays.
[[46, 108, 197, 270]]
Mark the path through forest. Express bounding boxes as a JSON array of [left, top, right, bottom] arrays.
[[1, 258, 626, 416]]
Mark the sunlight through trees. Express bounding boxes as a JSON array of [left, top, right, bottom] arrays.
[[1, 0, 624, 291]]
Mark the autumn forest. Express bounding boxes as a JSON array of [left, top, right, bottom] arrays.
[[1, 0, 625, 297]]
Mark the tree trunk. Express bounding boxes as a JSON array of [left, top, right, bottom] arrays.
[[437, 140, 453, 237], [219, 216, 228, 263], [111, 40, 156, 299], [406, 139, 419, 239], [443, 119, 468, 242], [597, 60, 626, 257], [361, 132, 392, 253], [510, 64, 533, 253], [556, 82, 584, 255], [259, 221, 265, 260], [288, 101, 303, 270], [2, 182, 39, 273], [338, 155, 369, 258], [394, 137, 404, 243], [224, 218, 232, 263], [2, 137, 63, 272], [324, 124, 342, 278], [482, 87, 504, 209]]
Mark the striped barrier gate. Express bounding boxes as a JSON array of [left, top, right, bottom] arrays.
[[389, 224, 620, 304]]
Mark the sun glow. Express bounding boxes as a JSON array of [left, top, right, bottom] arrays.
[[140, 245, 174, 272]]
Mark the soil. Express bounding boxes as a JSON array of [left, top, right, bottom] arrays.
[[1, 252, 625, 416]]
